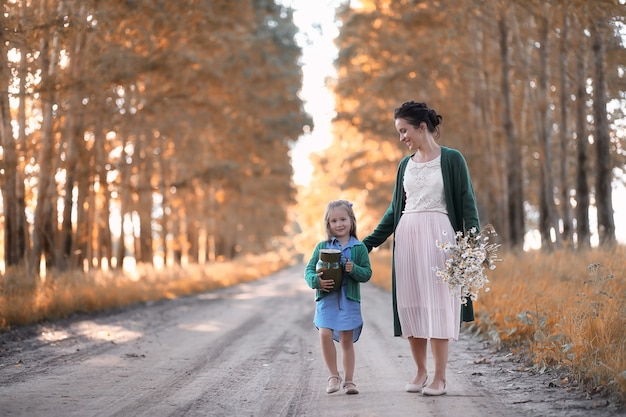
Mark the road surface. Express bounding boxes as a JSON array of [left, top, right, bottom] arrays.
[[0, 265, 617, 416]]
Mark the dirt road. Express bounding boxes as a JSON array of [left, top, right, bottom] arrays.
[[0, 265, 618, 416]]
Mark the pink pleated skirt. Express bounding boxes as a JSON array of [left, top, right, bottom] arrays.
[[394, 211, 461, 341]]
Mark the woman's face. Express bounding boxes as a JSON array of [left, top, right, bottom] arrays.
[[395, 118, 423, 151]]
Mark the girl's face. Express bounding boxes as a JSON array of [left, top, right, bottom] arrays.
[[327, 207, 352, 239], [395, 118, 424, 151]]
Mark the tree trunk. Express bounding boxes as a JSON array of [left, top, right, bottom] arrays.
[[558, 8, 573, 247], [68, 146, 91, 271], [590, 20, 616, 247], [94, 119, 113, 269], [60, 2, 89, 270], [157, 150, 171, 267], [115, 136, 131, 270], [15, 1, 29, 264], [573, 15, 591, 249], [31, 1, 63, 274], [536, 12, 560, 250], [60, 117, 77, 269], [0, 28, 22, 268], [187, 221, 199, 263], [498, 3, 524, 249], [136, 136, 154, 265]]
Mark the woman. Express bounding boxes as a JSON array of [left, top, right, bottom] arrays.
[[362, 101, 479, 396]]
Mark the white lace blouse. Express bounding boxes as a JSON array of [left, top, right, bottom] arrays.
[[402, 155, 448, 214]]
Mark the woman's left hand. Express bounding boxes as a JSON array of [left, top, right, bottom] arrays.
[[344, 261, 354, 273]]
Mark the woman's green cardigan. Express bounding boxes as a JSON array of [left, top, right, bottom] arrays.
[[362, 146, 480, 337]]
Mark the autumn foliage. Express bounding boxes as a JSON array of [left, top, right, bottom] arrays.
[[304, 0, 626, 252], [0, 0, 310, 276]]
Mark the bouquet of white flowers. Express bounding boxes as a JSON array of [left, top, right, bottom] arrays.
[[434, 224, 501, 305]]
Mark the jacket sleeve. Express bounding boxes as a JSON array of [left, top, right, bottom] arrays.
[[455, 151, 480, 233], [347, 244, 372, 283], [362, 203, 395, 251], [304, 243, 322, 289], [363, 158, 408, 251]]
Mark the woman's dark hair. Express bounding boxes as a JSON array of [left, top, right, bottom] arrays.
[[394, 101, 443, 139]]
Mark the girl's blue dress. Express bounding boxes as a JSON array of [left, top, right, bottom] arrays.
[[313, 236, 363, 343]]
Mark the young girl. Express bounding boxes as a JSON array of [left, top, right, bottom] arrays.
[[304, 200, 372, 395]]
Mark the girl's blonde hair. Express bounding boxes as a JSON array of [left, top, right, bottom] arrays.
[[324, 200, 358, 241]]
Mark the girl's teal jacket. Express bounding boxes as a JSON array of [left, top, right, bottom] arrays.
[[304, 241, 372, 302], [362, 146, 480, 337]]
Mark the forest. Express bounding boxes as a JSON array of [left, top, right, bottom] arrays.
[[1, 0, 625, 279], [1, 0, 311, 277]]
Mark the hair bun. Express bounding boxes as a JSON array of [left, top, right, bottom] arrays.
[[428, 109, 442, 127]]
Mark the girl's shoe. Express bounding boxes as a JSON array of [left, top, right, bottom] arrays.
[[343, 381, 359, 395], [326, 375, 341, 394], [405, 376, 428, 393]]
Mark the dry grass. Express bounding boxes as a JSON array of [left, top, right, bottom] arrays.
[[368, 246, 626, 403], [0, 251, 295, 331]]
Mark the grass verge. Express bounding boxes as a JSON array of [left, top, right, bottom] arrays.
[[1, 251, 295, 331]]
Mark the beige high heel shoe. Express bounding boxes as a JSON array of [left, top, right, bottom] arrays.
[[422, 382, 447, 396], [405, 376, 428, 393]]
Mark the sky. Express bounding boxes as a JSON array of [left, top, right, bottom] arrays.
[[281, 0, 339, 186], [281, 0, 626, 246]]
